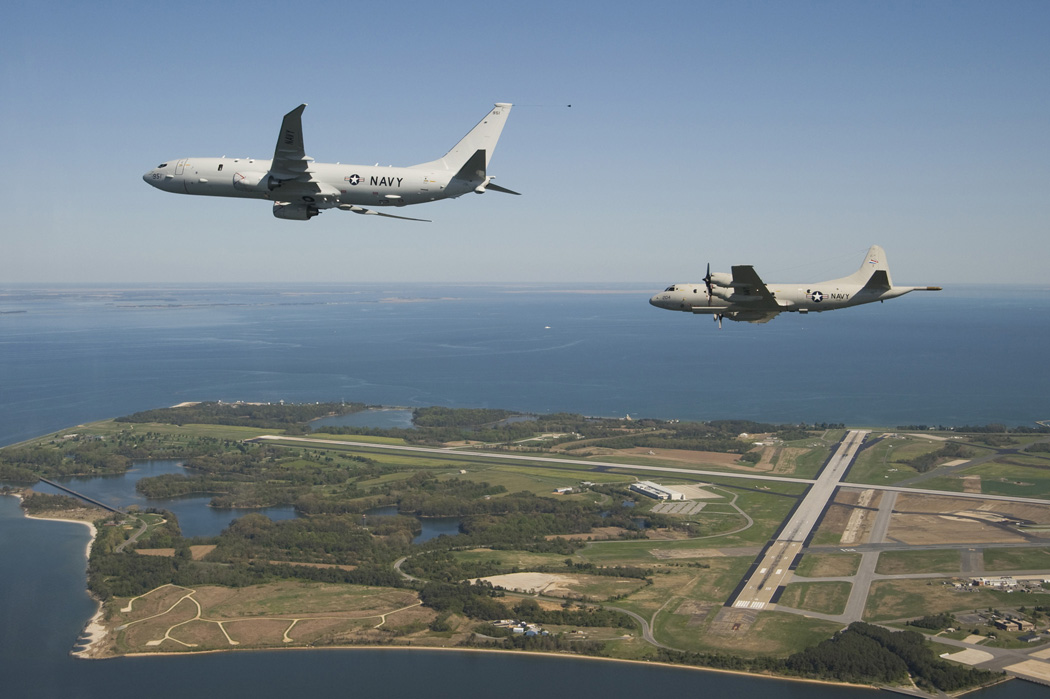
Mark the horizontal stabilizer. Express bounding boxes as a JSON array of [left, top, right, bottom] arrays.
[[484, 182, 520, 195]]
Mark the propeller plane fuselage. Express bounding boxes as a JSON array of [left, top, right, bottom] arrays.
[[650, 245, 940, 326], [143, 103, 517, 221]]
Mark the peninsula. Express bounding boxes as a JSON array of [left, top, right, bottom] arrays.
[[4, 402, 1050, 692]]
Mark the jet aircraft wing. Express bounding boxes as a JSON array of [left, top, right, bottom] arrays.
[[729, 265, 780, 308], [271, 104, 313, 180]]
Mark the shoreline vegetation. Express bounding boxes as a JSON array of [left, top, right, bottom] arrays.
[[3, 402, 1045, 694]]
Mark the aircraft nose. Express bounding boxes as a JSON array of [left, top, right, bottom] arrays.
[[649, 294, 663, 308]]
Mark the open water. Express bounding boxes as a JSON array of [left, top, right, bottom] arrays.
[[1, 283, 1048, 697]]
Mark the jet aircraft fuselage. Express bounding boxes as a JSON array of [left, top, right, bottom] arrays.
[[143, 103, 516, 221], [145, 159, 476, 206]]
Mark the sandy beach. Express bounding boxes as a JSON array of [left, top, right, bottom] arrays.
[[119, 643, 883, 691], [18, 500, 106, 658]]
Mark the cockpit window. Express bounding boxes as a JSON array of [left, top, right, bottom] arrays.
[[664, 286, 676, 292], [157, 163, 168, 168], [217, 164, 223, 171]]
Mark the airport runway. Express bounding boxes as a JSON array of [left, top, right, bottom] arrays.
[[729, 429, 869, 610], [254, 435, 1050, 506], [253, 435, 817, 484]]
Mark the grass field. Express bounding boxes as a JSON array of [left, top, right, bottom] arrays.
[[982, 547, 1050, 571], [301, 433, 409, 445], [452, 548, 576, 569], [863, 579, 1036, 621], [875, 549, 961, 575], [778, 581, 852, 615], [790, 443, 835, 479], [108, 581, 432, 655], [33, 419, 280, 445], [846, 436, 934, 485], [611, 557, 752, 623], [794, 553, 861, 578], [958, 461, 1050, 499], [656, 607, 843, 656]]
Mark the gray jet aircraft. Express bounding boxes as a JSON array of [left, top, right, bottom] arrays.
[[143, 103, 517, 221], [650, 245, 940, 327]]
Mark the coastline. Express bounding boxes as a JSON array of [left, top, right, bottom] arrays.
[[6, 478, 873, 688], [7, 493, 108, 658], [120, 643, 880, 692], [0, 495, 1014, 694], [24, 512, 107, 658]]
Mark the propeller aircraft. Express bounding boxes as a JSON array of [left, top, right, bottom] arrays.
[[650, 245, 940, 327]]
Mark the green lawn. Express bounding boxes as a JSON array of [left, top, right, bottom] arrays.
[[875, 549, 961, 575], [795, 553, 861, 578], [777, 581, 852, 615], [847, 436, 938, 485], [958, 461, 1050, 499], [864, 579, 1035, 621], [982, 547, 1050, 571]]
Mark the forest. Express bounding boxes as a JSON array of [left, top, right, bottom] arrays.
[[655, 623, 1001, 691]]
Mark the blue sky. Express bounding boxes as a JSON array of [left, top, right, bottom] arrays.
[[2, 1, 1047, 284]]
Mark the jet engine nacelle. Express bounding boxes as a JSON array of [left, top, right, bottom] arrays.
[[232, 172, 267, 192], [272, 202, 319, 221]]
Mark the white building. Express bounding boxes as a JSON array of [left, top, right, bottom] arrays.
[[630, 481, 685, 501]]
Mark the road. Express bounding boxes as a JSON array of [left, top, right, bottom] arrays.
[[115, 517, 148, 553], [605, 606, 675, 650]]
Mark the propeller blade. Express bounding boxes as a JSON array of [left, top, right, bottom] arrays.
[[704, 263, 713, 305]]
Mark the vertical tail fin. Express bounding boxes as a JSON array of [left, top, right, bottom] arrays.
[[411, 103, 512, 171], [843, 245, 892, 287]]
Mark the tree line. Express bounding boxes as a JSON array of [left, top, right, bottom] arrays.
[[116, 401, 364, 428], [654, 623, 1000, 692]]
